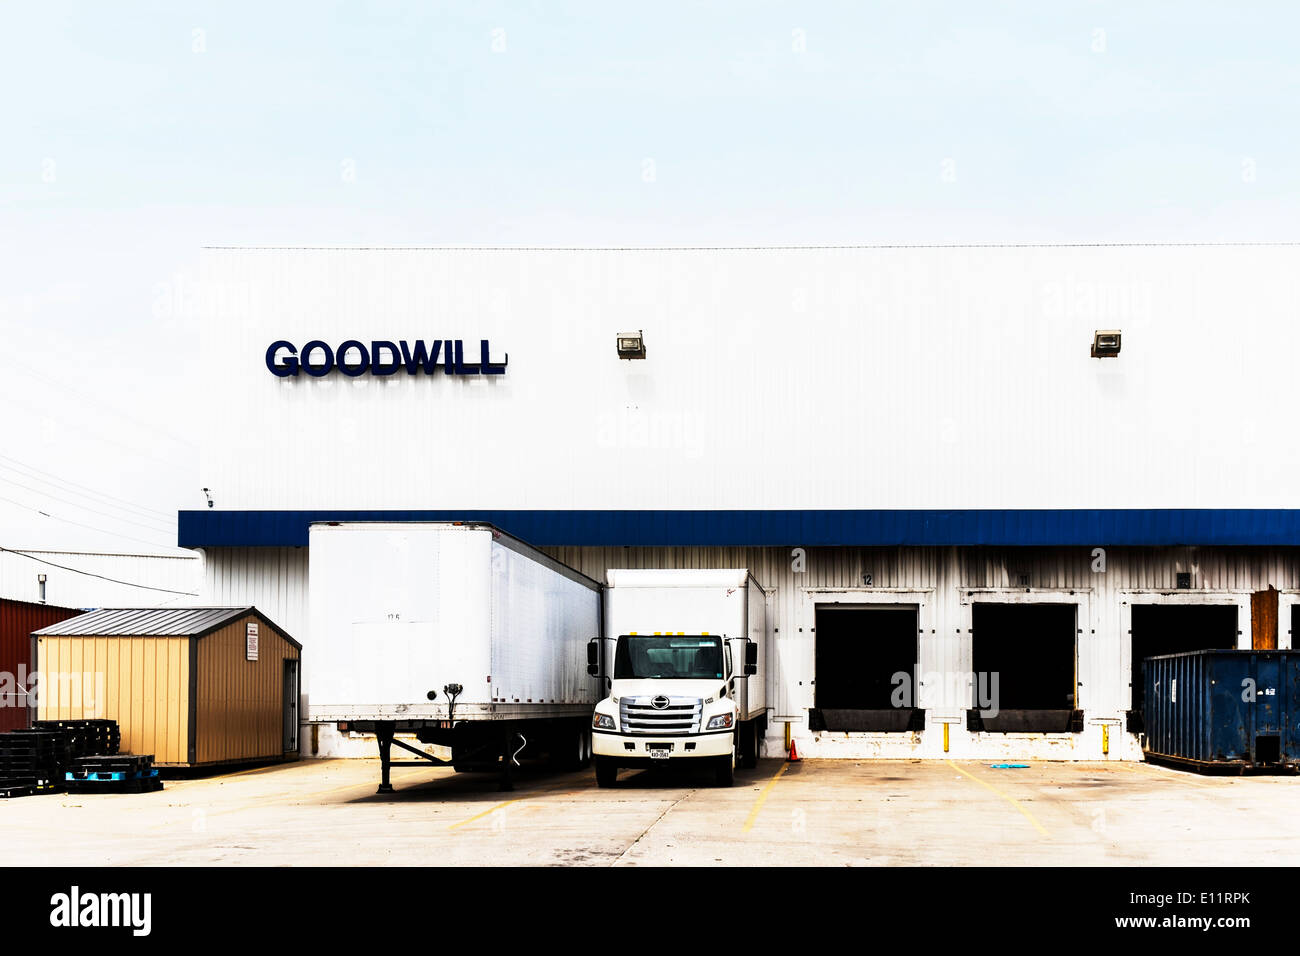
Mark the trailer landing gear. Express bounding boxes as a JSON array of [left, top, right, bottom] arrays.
[[373, 721, 454, 794], [376, 722, 395, 794]]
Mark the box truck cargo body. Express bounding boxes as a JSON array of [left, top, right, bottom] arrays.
[[591, 569, 768, 786], [308, 522, 603, 791]]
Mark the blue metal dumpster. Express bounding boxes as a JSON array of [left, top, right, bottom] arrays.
[[1142, 650, 1300, 771]]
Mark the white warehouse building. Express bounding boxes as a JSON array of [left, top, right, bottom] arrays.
[[182, 243, 1300, 762]]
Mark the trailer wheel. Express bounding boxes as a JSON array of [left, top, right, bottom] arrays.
[[715, 737, 736, 787], [579, 730, 592, 769], [595, 756, 618, 788]]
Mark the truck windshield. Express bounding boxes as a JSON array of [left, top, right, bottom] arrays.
[[614, 635, 724, 680]]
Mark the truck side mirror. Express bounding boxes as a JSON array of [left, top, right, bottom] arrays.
[[744, 640, 758, 676], [587, 639, 599, 676]]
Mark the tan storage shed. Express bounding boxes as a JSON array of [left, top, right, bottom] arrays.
[[33, 607, 301, 767]]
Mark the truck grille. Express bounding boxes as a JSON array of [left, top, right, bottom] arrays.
[[619, 696, 703, 735]]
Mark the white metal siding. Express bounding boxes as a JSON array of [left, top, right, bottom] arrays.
[[0, 550, 200, 609], [198, 245, 1300, 512], [198, 546, 308, 642]]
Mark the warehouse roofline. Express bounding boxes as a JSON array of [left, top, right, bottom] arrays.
[[178, 509, 1300, 549], [201, 241, 1300, 251]]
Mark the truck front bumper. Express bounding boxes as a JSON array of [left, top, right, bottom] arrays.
[[592, 730, 733, 760]]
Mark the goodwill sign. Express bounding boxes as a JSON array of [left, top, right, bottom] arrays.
[[266, 339, 508, 377]]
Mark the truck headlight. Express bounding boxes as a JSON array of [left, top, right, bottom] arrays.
[[706, 713, 734, 730], [593, 713, 616, 730]]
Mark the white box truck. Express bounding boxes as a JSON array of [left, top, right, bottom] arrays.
[[589, 569, 768, 787], [308, 521, 603, 792]]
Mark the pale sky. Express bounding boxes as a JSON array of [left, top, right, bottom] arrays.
[[1, 2, 1297, 553]]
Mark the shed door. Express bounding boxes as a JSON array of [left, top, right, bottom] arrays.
[[283, 660, 300, 753]]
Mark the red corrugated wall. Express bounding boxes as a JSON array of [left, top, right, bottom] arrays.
[[0, 599, 82, 733]]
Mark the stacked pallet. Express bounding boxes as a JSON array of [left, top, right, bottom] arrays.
[[0, 730, 72, 797], [33, 719, 121, 758], [0, 717, 137, 801], [65, 754, 161, 793]]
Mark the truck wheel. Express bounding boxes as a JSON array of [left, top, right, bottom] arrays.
[[552, 729, 588, 772], [595, 757, 618, 788], [740, 721, 759, 769], [571, 729, 590, 771], [715, 738, 736, 787], [579, 731, 592, 769]]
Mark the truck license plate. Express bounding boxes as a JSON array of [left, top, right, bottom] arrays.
[[648, 747, 672, 759]]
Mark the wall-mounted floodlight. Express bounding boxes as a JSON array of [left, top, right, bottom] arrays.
[[203, 487, 214, 509], [1091, 330, 1121, 358], [616, 330, 646, 360]]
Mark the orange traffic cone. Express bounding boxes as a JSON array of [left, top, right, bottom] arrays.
[[788, 739, 801, 762]]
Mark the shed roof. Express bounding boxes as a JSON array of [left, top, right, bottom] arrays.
[[32, 606, 299, 647]]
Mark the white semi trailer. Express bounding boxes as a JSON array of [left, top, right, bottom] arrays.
[[308, 521, 603, 792], [589, 569, 768, 787]]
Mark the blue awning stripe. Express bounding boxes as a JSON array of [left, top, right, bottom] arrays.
[[176, 509, 1300, 549]]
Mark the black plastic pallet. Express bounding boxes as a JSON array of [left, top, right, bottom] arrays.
[[69, 756, 153, 772], [0, 777, 58, 794], [67, 768, 154, 781], [65, 777, 163, 795], [27, 721, 121, 758]]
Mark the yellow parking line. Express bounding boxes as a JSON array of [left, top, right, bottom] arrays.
[[448, 798, 521, 830], [742, 763, 789, 833], [947, 760, 1049, 836]]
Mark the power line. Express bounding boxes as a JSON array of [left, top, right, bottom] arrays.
[[0, 473, 175, 533], [0, 388, 193, 475], [0, 546, 199, 597], [6, 355, 194, 448], [0, 453, 176, 520], [0, 492, 178, 552]]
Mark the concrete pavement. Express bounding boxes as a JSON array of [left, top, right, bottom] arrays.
[[2, 757, 1294, 866]]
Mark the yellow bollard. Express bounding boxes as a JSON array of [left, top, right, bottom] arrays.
[[943, 722, 950, 753], [1102, 724, 1109, 756]]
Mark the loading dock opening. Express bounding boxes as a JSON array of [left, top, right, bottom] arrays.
[[811, 605, 921, 732], [1129, 603, 1238, 720], [970, 603, 1078, 733]]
